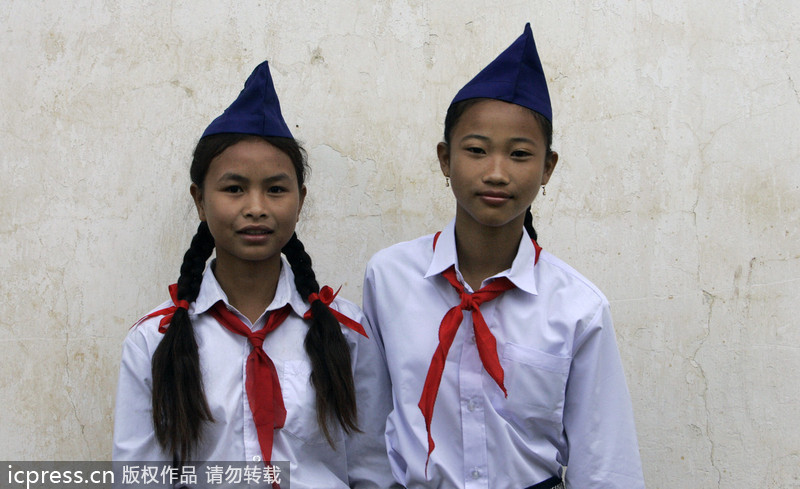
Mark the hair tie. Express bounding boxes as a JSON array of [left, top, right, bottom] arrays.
[[131, 283, 192, 333], [304, 286, 368, 338], [307, 285, 338, 308]]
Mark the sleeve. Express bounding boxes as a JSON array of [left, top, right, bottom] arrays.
[[361, 261, 387, 360], [112, 327, 171, 463], [561, 304, 646, 489], [341, 303, 401, 489]]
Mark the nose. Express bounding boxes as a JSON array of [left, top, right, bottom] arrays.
[[243, 192, 268, 218], [482, 155, 510, 185]]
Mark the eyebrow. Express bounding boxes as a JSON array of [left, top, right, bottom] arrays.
[[216, 172, 294, 184], [459, 134, 490, 143], [460, 134, 540, 146], [509, 137, 539, 146]]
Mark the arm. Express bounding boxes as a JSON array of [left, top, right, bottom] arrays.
[[562, 305, 645, 488], [112, 328, 170, 462], [341, 302, 400, 489]]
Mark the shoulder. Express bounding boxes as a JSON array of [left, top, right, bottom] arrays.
[[536, 249, 610, 312], [530, 251, 618, 345], [328, 294, 364, 323], [125, 298, 174, 354], [326, 293, 379, 346], [365, 233, 435, 274]]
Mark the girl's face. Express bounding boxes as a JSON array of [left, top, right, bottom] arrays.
[[438, 99, 557, 234], [191, 138, 306, 269]]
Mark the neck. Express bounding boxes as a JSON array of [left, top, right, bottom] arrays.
[[454, 213, 524, 291], [213, 255, 282, 324]]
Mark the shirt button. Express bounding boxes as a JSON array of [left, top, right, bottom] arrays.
[[252, 455, 262, 462], [469, 334, 476, 344], [471, 469, 481, 479]]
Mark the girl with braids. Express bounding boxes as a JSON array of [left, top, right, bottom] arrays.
[[363, 25, 644, 489], [113, 61, 397, 489]]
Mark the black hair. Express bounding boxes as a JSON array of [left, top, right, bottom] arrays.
[[442, 98, 556, 241], [151, 133, 357, 461]]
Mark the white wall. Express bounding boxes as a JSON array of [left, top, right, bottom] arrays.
[[1, 1, 798, 487]]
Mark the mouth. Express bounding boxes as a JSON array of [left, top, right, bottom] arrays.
[[477, 191, 512, 206], [237, 226, 273, 236]]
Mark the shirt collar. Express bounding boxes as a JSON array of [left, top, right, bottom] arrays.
[[508, 230, 539, 296], [424, 218, 539, 296], [424, 219, 459, 279], [192, 256, 310, 319]]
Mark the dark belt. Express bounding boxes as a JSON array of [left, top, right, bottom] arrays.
[[524, 475, 564, 489]]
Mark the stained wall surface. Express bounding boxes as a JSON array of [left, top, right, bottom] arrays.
[[1, 1, 798, 487]]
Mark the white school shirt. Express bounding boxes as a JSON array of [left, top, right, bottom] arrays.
[[113, 257, 399, 489], [362, 220, 645, 489]]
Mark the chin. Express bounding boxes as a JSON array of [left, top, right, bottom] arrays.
[[476, 209, 521, 224]]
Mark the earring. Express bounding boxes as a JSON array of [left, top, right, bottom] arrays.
[[445, 177, 450, 187], [542, 185, 546, 196]]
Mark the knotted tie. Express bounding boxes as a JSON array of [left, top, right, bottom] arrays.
[[137, 282, 366, 488], [208, 302, 291, 467], [418, 231, 542, 470], [418, 265, 516, 467]]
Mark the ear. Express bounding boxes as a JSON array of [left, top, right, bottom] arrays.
[[297, 185, 307, 220], [190, 183, 207, 221], [437, 142, 451, 177], [541, 151, 558, 185]]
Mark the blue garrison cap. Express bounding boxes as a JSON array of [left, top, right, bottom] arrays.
[[451, 23, 552, 122], [202, 61, 294, 139]]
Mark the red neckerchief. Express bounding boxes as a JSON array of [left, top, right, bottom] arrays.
[[211, 288, 365, 480], [419, 231, 541, 471], [209, 302, 291, 472], [134, 282, 368, 338], [137, 281, 368, 482]]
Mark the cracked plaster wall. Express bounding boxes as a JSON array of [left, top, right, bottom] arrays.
[[1, 1, 798, 487]]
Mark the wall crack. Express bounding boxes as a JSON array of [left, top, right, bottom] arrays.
[[64, 331, 91, 456], [692, 290, 722, 487]]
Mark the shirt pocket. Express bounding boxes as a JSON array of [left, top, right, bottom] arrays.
[[493, 342, 572, 428], [281, 360, 342, 445]]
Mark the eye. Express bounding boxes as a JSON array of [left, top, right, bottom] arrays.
[[224, 185, 244, 193], [511, 149, 533, 159], [465, 146, 486, 155], [268, 185, 288, 194]]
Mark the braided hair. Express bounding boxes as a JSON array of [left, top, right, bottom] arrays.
[[282, 234, 358, 443], [150, 133, 358, 460], [151, 221, 215, 462], [443, 98, 556, 241]]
